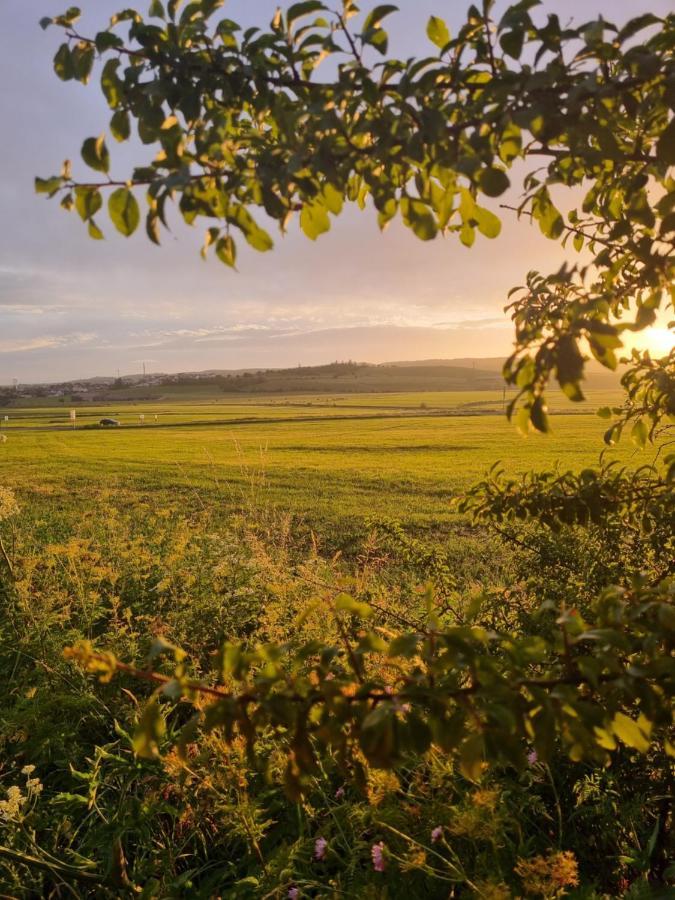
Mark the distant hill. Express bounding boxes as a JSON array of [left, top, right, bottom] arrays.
[[387, 357, 507, 372], [105, 362, 506, 399], [11, 356, 620, 403]]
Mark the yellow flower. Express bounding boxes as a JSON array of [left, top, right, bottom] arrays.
[[366, 769, 400, 806], [0, 785, 26, 821], [472, 788, 500, 811], [0, 487, 19, 522], [515, 850, 579, 898], [473, 880, 512, 899]]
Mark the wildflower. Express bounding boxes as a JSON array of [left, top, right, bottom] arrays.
[[26, 777, 43, 795], [314, 837, 327, 860], [431, 826, 443, 843], [21, 765, 36, 776], [0, 785, 25, 821], [371, 841, 386, 872], [473, 789, 499, 811], [527, 750, 538, 765], [549, 851, 579, 890], [367, 769, 400, 806], [288, 889, 299, 899], [0, 487, 19, 522], [474, 880, 511, 900], [515, 850, 579, 897], [335, 786, 345, 800]]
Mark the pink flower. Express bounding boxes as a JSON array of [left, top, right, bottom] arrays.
[[527, 750, 538, 765], [335, 786, 345, 800], [371, 841, 386, 872], [314, 837, 328, 860], [288, 889, 299, 899], [431, 826, 443, 843]]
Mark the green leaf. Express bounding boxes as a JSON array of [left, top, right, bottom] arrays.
[[216, 235, 237, 267], [498, 122, 522, 163], [72, 43, 95, 83], [101, 59, 122, 108], [81, 136, 110, 174], [459, 223, 475, 247], [401, 198, 438, 241], [132, 699, 166, 759], [35, 176, 63, 197], [530, 397, 549, 432], [479, 168, 510, 198], [359, 706, 397, 768], [474, 205, 501, 238], [287, 1, 325, 27], [149, 0, 166, 17], [56, 6, 81, 26], [95, 31, 125, 52], [322, 183, 344, 215], [500, 28, 524, 60], [427, 15, 450, 49], [388, 634, 419, 658], [364, 4, 398, 31], [300, 201, 330, 240], [109, 188, 140, 237], [556, 335, 585, 401], [363, 25, 389, 55], [657, 117, 675, 166], [74, 186, 102, 221], [146, 212, 161, 246], [88, 220, 104, 240], [54, 44, 74, 81], [110, 110, 131, 142], [619, 13, 660, 41], [335, 594, 373, 619], [533, 190, 564, 239], [247, 226, 274, 252], [631, 418, 648, 449], [611, 712, 650, 753]]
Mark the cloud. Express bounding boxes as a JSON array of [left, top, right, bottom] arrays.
[[0, 332, 97, 354]]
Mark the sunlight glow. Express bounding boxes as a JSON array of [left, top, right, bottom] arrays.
[[622, 326, 675, 358]]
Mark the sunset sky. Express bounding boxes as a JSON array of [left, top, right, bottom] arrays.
[[1, 0, 672, 383]]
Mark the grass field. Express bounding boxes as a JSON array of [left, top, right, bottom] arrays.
[[2, 386, 670, 897], [2, 389, 637, 529]]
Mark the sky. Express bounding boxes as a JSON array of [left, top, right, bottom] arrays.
[[0, 0, 672, 383]]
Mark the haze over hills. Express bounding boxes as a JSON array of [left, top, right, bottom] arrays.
[[1, 356, 620, 405]]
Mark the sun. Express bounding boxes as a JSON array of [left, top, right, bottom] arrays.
[[623, 326, 674, 358]]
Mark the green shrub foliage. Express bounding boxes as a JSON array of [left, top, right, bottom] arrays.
[[5, 0, 673, 893]]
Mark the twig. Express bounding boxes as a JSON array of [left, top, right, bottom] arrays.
[[0, 845, 102, 884], [0, 535, 14, 578]]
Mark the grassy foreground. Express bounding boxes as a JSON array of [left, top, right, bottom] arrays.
[[0, 390, 664, 897]]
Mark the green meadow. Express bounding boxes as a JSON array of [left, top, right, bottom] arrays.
[[2, 389, 635, 528]]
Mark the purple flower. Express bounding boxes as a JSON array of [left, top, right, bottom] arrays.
[[314, 837, 328, 860], [371, 841, 386, 872], [288, 889, 299, 899], [527, 750, 538, 765], [335, 786, 345, 800], [431, 826, 443, 843]]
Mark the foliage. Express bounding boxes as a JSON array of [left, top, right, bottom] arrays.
[[0, 492, 672, 894], [11, 0, 675, 893], [37, 0, 674, 430]]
